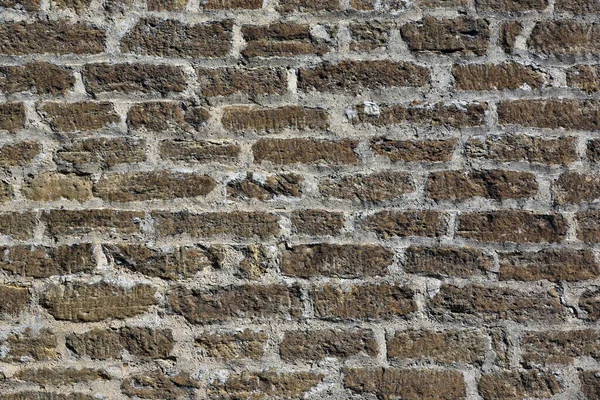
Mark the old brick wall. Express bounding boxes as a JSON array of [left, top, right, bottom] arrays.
[[0, 0, 599, 398]]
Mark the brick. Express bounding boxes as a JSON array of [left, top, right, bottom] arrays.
[[0, 21, 105, 55], [227, 173, 303, 200], [22, 173, 92, 202], [404, 246, 493, 278], [14, 368, 111, 385], [277, 0, 339, 12], [498, 100, 600, 130], [475, 0, 547, 11], [567, 65, 600, 93], [168, 284, 302, 323], [0, 328, 57, 362], [453, 62, 545, 90], [580, 371, 600, 399], [466, 134, 578, 165], [353, 102, 487, 127], [580, 289, 600, 321], [241, 23, 334, 57], [371, 138, 457, 163], [588, 139, 600, 162], [349, 21, 392, 51], [0, 142, 40, 167], [350, 0, 412, 10], [222, 106, 328, 133], [127, 102, 209, 132], [252, 138, 358, 165], [456, 211, 567, 243], [417, 0, 468, 7], [0, 212, 37, 240], [0, 244, 95, 278], [55, 137, 146, 173], [298, 60, 430, 93], [478, 371, 563, 400], [42, 209, 143, 238], [427, 170, 537, 201], [499, 249, 598, 282], [430, 284, 565, 322], [387, 329, 486, 364], [280, 329, 377, 361], [281, 244, 392, 278], [291, 210, 344, 236], [400, 17, 490, 56], [500, 21, 522, 53], [234, 245, 273, 280], [556, 0, 600, 13], [209, 371, 323, 399], [204, 0, 262, 8], [195, 329, 267, 360], [160, 140, 240, 163], [0, 0, 39, 10], [52, 0, 92, 12], [0, 182, 12, 203], [147, 0, 186, 10], [83, 63, 187, 95], [0, 285, 29, 316], [555, 172, 600, 204], [121, 18, 233, 57], [0, 392, 95, 400], [153, 211, 279, 238], [0, 62, 74, 95], [491, 328, 510, 368], [344, 368, 466, 400], [122, 371, 198, 400], [0, 103, 25, 132], [40, 102, 119, 132], [361, 210, 445, 238], [42, 282, 156, 322], [103, 244, 216, 279], [319, 171, 414, 203], [528, 21, 600, 59], [313, 283, 416, 320], [522, 330, 600, 365], [197, 67, 287, 97], [576, 211, 600, 242]]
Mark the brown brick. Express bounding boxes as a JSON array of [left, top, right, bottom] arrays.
[[42, 209, 143, 238], [427, 170, 537, 201], [282, 244, 392, 278], [0, 285, 29, 316], [457, 211, 567, 243], [313, 283, 416, 320], [147, 0, 186, 10], [567, 65, 600, 93], [353, 102, 487, 127], [556, 0, 600, 13], [0, 142, 40, 167], [0, 21, 105, 55], [498, 100, 600, 130], [0, 103, 25, 132], [160, 140, 240, 163], [197, 67, 287, 97], [298, 60, 429, 93], [22, 173, 92, 202], [277, 0, 339, 12], [430, 284, 565, 323], [319, 171, 414, 203], [0, 212, 37, 240], [0, 328, 57, 362], [209, 371, 323, 399], [350, 20, 393, 51], [127, 102, 209, 132], [0, 244, 95, 278], [417, 0, 468, 7], [235, 245, 273, 280], [280, 329, 377, 361], [361, 210, 445, 238], [528, 21, 600, 59], [252, 138, 358, 165], [168, 284, 302, 323], [499, 249, 598, 282], [103, 244, 215, 279], [51, 0, 93, 12], [555, 172, 600, 204], [204, 0, 261, 8], [387, 329, 486, 365], [500, 21, 522, 53], [241, 22, 334, 57], [55, 137, 146, 173], [371, 138, 457, 163], [475, 0, 547, 11], [121, 18, 232, 57], [154, 211, 279, 238], [222, 106, 328, 133], [195, 329, 267, 360], [291, 210, 344, 236], [42, 282, 156, 322], [580, 289, 600, 321], [400, 17, 490, 56], [40, 102, 118, 132], [453, 62, 545, 90], [466, 134, 578, 165], [0, 181, 12, 203], [122, 371, 198, 400], [0, 62, 74, 95], [0, 0, 39, 10], [478, 371, 563, 400], [404, 246, 493, 278], [580, 371, 600, 399], [344, 368, 466, 400], [83, 63, 186, 95], [350, 0, 413, 10], [576, 211, 600, 243], [227, 173, 303, 200], [14, 368, 110, 385], [0, 392, 95, 400], [522, 330, 600, 365]]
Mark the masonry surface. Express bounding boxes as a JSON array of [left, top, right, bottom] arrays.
[[0, 0, 599, 398]]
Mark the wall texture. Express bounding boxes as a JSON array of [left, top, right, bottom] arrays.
[[0, 0, 599, 398]]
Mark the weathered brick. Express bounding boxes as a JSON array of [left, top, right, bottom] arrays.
[[235, 245, 273, 280], [0, 212, 37, 240], [350, 0, 413, 10], [22, 173, 92, 202], [387, 329, 486, 364], [313, 283, 416, 320], [121, 18, 233, 57], [371, 138, 457, 163], [227, 173, 302, 200], [40, 102, 119, 132], [42, 209, 143, 237], [349, 21, 393, 51], [0, 328, 57, 362], [588, 139, 600, 162], [457, 211, 567, 243], [475, 0, 547, 11], [42, 282, 156, 322], [0, 103, 25, 132], [0, 285, 29, 316], [147, 0, 186, 10], [241, 22, 334, 57], [195, 329, 267, 360], [500, 21, 522, 53], [404, 246, 493, 278], [252, 138, 358, 165], [319, 171, 414, 203], [453, 62, 545, 90], [197, 67, 287, 97], [418, 0, 468, 7], [427, 170, 538, 201], [0, 181, 12, 203], [277, 0, 339, 12], [580, 289, 600, 321], [567, 65, 600, 93], [498, 100, 600, 130], [291, 210, 344, 236], [361, 210, 445, 238], [122, 371, 198, 400], [556, 0, 600, 13], [127, 102, 209, 132], [466, 134, 578, 165], [0, 62, 74, 95], [204, 0, 262, 8], [0, 392, 95, 400], [0, 244, 95, 278], [222, 106, 328, 133], [209, 371, 323, 399], [280, 329, 377, 361], [522, 330, 600, 365], [298, 60, 429, 93], [555, 172, 600, 204], [528, 21, 600, 59], [580, 371, 600, 399], [576, 211, 600, 243], [281, 244, 392, 278], [430, 284, 565, 322], [0, 21, 105, 55], [168, 284, 302, 323], [0, 0, 39, 10], [55, 137, 146, 173], [0, 142, 40, 167], [83, 63, 186, 95], [344, 368, 466, 400], [14, 368, 111, 385], [400, 17, 490, 55], [499, 249, 598, 282], [160, 140, 240, 163], [478, 371, 563, 400]]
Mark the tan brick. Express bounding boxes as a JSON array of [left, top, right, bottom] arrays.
[[0, 328, 58, 362], [160, 140, 240, 163], [0, 244, 95, 278], [499, 249, 599, 282], [209, 371, 323, 399], [55, 137, 146, 173], [404, 246, 493, 278], [42, 209, 143, 238], [22, 173, 92, 202], [204, 0, 262, 8], [361, 210, 445, 238], [0, 103, 25, 132], [147, 0, 186, 10], [222, 106, 329, 133], [122, 371, 199, 400], [14, 368, 111, 385], [0, 142, 39, 168], [40, 102, 119, 132], [195, 329, 267, 360], [371, 138, 457, 162], [280, 329, 377, 361], [252, 138, 358, 165], [0, 285, 29, 317]]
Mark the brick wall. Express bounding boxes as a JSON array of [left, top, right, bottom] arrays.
[[0, 0, 599, 398]]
